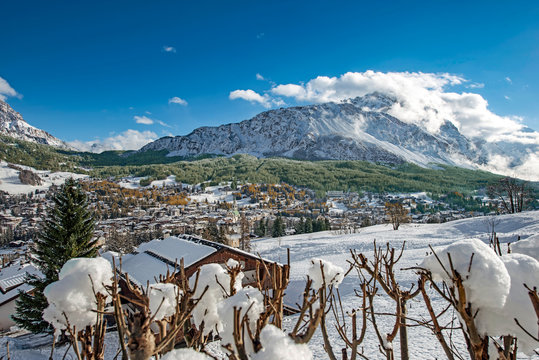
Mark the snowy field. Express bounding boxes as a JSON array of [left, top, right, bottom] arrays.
[[1, 211, 538, 359], [0, 161, 87, 195], [252, 211, 539, 359]]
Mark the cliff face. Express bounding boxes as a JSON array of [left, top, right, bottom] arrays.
[[0, 100, 67, 148]]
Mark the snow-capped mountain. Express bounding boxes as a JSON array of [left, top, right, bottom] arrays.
[[141, 93, 494, 168], [0, 100, 67, 148]]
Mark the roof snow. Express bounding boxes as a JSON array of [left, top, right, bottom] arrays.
[[119, 236, 217, 285]]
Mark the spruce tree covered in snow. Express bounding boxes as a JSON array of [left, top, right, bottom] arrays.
[[13, 178, 98, 333]]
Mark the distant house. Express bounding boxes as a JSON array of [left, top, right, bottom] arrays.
[[116, 234, 283, 290], [0, 261, 41, 331]]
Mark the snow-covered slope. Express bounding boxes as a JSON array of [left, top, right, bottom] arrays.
[[253, 211, 539, 359], [140, 92, 537, 177], [0, 100, 67, 148], [0, 161, 87, 195]]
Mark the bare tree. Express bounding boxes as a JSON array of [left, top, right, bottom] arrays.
[[385, 202, 409, 230], [349, 242, 420, 360], [483, 216, 501, 248], [488, 177, 533, 214]]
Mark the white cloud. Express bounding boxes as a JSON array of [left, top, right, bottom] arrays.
[[256, 73, 265, 81], [0, 77, 20, 101], [229, 89, 271, 108], [480, 152, 539, 182], [258, 70, 539, 179], [158, 120, 171, 128], [134, 115, 154, 125], [68, 130, 157, 153], [267, 70, 533, 142], [505, 77, 512, 84], [163, 46, 176, 53], [169, 97, 188, 106], [468, 82, 485, 89], [504, 95, 511, 100]]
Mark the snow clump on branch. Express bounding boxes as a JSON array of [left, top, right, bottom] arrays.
[[308, 258, 345, 289], [252, 324, 313, 360], [422, 238, 539, 355], [160, 348, 212, 360], [477, 253, 539, 355], [43, 257, 113, 334], [189, 263, 243, 335], [218, 287, 265, 355], [148, 283, 182, 321], [421, 238, 510, 309]]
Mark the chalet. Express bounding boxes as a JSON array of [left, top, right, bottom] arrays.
[[117, 234, 283, 289], [0, 260, 41, 331]]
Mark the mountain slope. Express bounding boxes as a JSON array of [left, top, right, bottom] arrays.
[[0, 100, 67, 148], [140, 93, 489, 168]]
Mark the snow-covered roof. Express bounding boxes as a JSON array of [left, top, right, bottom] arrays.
[[0, 261, 41, 306], [117, 235, 279, 286], [119, 236, 217, 285]]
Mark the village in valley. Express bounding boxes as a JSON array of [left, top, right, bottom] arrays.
[[0, 171, 536, 358], [0, 174, 499, 253]]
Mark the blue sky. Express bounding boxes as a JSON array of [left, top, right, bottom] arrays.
[[1, 0, 538, 150]]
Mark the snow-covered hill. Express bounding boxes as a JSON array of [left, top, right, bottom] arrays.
[[0, 161, 87, 195], [140, 92, 538, 179], [253, 211, 539, 359], [0, 100, 67, 148]]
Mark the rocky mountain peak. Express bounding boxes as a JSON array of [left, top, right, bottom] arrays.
[[0, 100, 67, 148]]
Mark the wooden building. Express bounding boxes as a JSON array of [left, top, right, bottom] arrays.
[[117, 234, 284, 290]]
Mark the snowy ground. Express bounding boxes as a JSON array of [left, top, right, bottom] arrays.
[[0, 211, 538, 359], [0, 161, 87, 195], [252, 211, 539, 359]]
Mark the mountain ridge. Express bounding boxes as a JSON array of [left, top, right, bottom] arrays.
[[0, 100, 67, 148], [140, 93, 493, 169]]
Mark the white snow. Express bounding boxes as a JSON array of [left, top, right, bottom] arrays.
[[512, 234, 539, 261], [148, 283, 182, 321], [307, 258, 345, 289], [421, 239, 539, 355], [120, 236, 217, 285], [117, 176, 145, 189], [189, 263, 241, 336], [149, 175, 179, 188], [137, 236, 217, 267], [189, 185, 235, 204], [477, 253, 539, 355], [252, 324, 313, 360], [43, 258, 113, 334], [160, 348, 212, 360], [253, 210, 539, 359], [327, 200, 348, 215], [421, 238, 511, 310], [0, 161, 87, 195], [2, 211, 539, 359], [218, 287, 265, 355]]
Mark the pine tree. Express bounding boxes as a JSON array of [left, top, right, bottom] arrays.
[[294, 217, 305, 234], [254, 219, 266, 238], [304, 217, 313, 233], [13, 178, 98, 332], [272, 216, 285, 238]]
